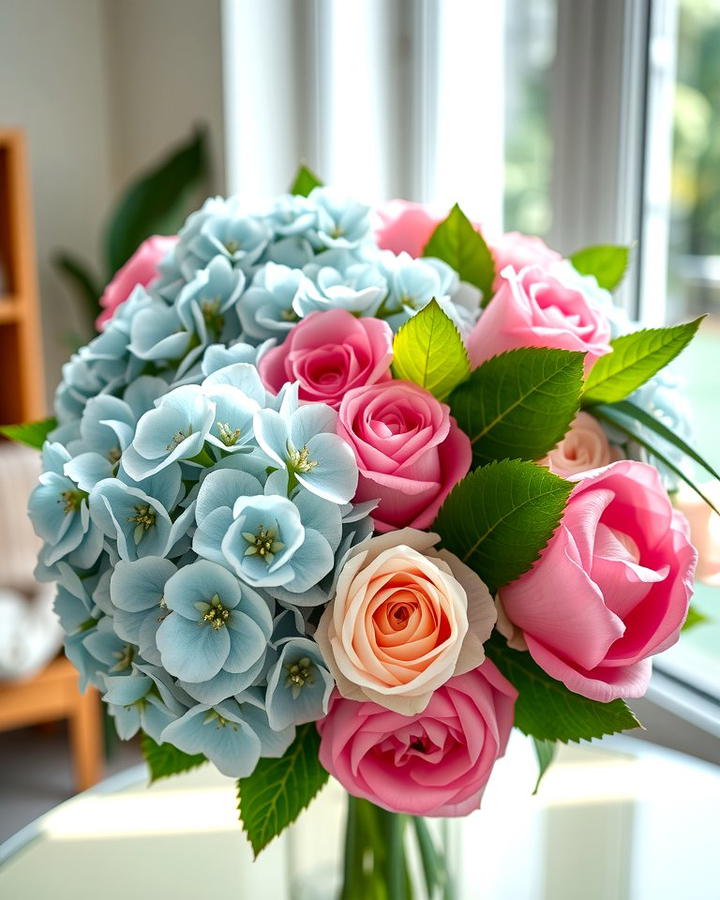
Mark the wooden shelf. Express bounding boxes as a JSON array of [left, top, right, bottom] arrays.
[[0, 130, 44, 423]]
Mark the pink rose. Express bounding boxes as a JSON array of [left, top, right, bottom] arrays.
[[317, 662, 517, 817], [544, 411, 624, 476], [374, 200, 441, 257], [498, 460, 697, 702], [337, 381, 471, 532], [258, 309, 393, 409], [315, 529, 497, 714], [466, 264, 612, 373], [489, 232, 562, 292], [96, 235, 177, 330]]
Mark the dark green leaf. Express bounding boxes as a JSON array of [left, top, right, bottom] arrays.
[[591, 397, 720, 483], [422, 203, 495, 305], [570, 244, 630, 291], [238, 723, 328, 858], [449, 348, 584, 467], [52, 251, 103, 331], [140, 734, 206, 783], [532, 739, 557, 795], [485, 633, 642, 742], [583, 318, 703, 404], [0, 417, 57, 449], [392, 299, 470, 400], [434, 460, 572, 594], [290, 164, 323, 197], [683, 605, 709, 632], [411, 817, 451, 898], [104, 127, 208, 276], [591, 403, 720, 514]]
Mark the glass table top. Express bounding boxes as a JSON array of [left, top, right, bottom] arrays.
[[1, 733, 718, 900]]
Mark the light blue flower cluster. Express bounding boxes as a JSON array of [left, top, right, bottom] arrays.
[[31, 186, 464, 777]]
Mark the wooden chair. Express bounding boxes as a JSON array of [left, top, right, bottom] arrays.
[[0, 659, 102, 792], [0, 129, 102, 793]]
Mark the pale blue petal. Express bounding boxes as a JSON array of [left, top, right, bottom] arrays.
[[280, 528, 334, 593], [156, 613, 230, 682]]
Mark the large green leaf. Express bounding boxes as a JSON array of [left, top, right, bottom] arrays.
[[140, 734, 206, 783], [485, 634, 642, 743], [569, 244, 630, 291], [583, 318, 703, 404], [104, 127, 208, 277], [392, 299, 470, 400], [532, 739, 557, 795], [0, 417, 57, 449], [237, 723, 328, 858], [591, 402, 720, 514], [434, 460, 572, 594], [290, 163, 323, 197], [422, 204, 495, 305], [52, 251, 103, 331], [449, 348, 584, 467]]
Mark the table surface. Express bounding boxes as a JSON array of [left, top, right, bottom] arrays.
[[1, 733, 718, 900]]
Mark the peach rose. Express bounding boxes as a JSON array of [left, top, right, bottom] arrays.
[[545, 412, 624, 476], [673, 482, 720, 586], [315, 529, 497, 715]]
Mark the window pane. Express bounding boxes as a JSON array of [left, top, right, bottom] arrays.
[[503, 0, 557, 237], [658, 0, 720, 694]]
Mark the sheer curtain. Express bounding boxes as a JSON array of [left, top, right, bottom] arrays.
[[221, 0, 505, 231]]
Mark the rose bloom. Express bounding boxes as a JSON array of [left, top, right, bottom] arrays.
[[258, 309, 393, 409], [490, 231, 562, 292], [96, 235, 177, 329], [315, 529, 497, 714], [497, 460, 697, 702], [544, 411, 624, 477], [317, 661, 517, 817], [466, 264, 612, 373], [338, 381, 471, 532]]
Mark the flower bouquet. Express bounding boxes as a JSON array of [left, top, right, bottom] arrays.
[[11, 164, 715, 898]]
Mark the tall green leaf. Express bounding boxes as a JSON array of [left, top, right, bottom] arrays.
[[532, 739, 557, 795], [583, 318, 703, 404], [238, 723, 328, 858], [569, 244, 630, 291], [140, 734, 206, 783], [290, 164, 323, 196], [591, 402, 720, 514], [449, 348, 584, 467], [434, 460, 572, 594], [422, 204, 495, 305], [0, 417, 57, 449], [52, 251, 103, 330], [104, 127, 208, 276], [485, 634, 642, 743], [392, 299, 470, 400]]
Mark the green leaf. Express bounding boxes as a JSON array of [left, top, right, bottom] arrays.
[[569, 244, 630, 291], [590, 402, 720, 515], [683, 605, 709, 632], [0, 417, 57, 449], [485, 633, 642, 743], [449, 348, 584, 467], [434, 460, 572, 594], [422, 203, 495, 305], [104, 127, 208, 277], [238, 723, 328, 858], [140, 734, 206, 783], [290, 163, 323, 197], [391, 299, 470, 400], [583, 318, 703, 404], [532, 739, 557, 795], [52, 251, 103, 332]]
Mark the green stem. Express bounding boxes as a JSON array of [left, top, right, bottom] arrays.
[[188, 445, 216, 468]]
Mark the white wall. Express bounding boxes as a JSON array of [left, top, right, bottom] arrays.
[[0, 0, 225, 406], [0, 0, 114, 404]]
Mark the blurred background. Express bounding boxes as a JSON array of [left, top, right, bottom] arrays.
[[0, 0, 718, 893]]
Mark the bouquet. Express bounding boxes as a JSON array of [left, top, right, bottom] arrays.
[[14, 165, 714, 897]]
